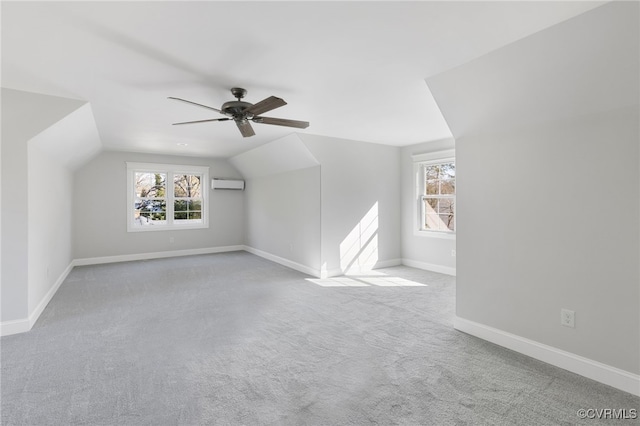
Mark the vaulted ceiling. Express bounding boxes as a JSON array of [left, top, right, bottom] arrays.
[[2, 1, 605, 158]]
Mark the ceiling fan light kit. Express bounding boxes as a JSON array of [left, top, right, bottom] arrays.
[[169, 87, 309, 137]]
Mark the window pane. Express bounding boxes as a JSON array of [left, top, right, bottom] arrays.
[[174, 174, 202, 198], [439, 213, 455, 231], [135, 199, 166, 213], [134, 200, 166, 225], [174, 198, 202, 222], [189, 176, 201, 197], [135, 173, 166, 198], [174, 174, 188, 197], [426, 181, 439, 195], [438, 198, 454, 214], [424, 198, 438, 213], [174, 200, 202, 211], [423, 198, 454, 232], [440, 179, 455, 195], [425, 214, 442, 230], [425, 165, 439, 180], [440, 163, 455, 179]]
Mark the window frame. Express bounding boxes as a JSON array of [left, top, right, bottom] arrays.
[[413, 150, 456, 239], [126, 162, 209, 232]]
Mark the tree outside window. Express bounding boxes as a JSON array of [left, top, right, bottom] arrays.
[[135, 172, 167, 224], [173, 174, 202, 222]]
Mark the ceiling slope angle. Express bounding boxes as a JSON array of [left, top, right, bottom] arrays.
[[0, 1, 607, 157], [2, 88, 88, 143], [229, 133, 319, 180], [29, 103, 103, 170], [426, 1, 639, 139]]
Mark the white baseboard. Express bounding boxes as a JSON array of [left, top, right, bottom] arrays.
[[242, 245, 321, 277], [1, 261, 74, 337], [375, 258, 403, 269], [454, 316, 640, 397], [242, 247, 404, 279], [0, 318, 31, 336], [402, 258, 456, 276], [323, 258, 403, 278], [73, 245, 244, 266], [28, 262, 73, 329]]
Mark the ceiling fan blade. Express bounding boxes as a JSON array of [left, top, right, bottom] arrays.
[[168, 97, 222, 113], [253, 116, 310, 129], [172, 118, 231, 125], [245, 96, 287, 116], [235, 119, 256, 137]]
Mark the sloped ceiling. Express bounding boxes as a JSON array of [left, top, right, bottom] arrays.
[[426, 1, 639, 138], [29, 103, 102, 170], [1, 88, 87, 143], [2, 1, 606, 158], [229, 134, 318, 179]]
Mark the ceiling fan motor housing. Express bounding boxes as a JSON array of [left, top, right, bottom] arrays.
[[221, 100, 253, 119]]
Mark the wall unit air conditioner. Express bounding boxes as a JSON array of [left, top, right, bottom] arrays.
[[211, 178, 245, 190]]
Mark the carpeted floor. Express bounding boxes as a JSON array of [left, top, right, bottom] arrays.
[[1, 251, 638, 425]]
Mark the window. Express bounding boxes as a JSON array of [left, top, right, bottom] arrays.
[[413, 150, 455, 236], [421, 161, 455, 232], [126, 162, 209, 232]]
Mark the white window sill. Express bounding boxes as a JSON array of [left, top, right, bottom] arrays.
[[127, 224, 208, 232], [413, 229, 456, 240]]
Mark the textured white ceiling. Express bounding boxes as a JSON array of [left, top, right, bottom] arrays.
[[1, 1, 604, 158]]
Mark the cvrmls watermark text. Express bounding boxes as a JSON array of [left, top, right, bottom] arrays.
[[576, 408, 637, 420]]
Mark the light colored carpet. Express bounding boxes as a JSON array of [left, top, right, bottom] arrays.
[[1, 251, 638, 425]]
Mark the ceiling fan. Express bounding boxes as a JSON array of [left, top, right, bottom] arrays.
[[168, 87, 309, 137]]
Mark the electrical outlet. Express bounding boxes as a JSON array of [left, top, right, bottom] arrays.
[[561, 309, 575, 328], [451, 249, 456, 257]]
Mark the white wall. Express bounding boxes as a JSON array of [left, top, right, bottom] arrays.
[[230, 134, 322, 275], [73, 151, 244, 260], [1, 88, 85, 328], [244, 166, 321, 273], [400, 139, 456, 275], [1, 118, 29, 323], [300, 134, 401, 276], [456, 106, 639, 375], [426, 1, 640, 384], [27, 145, 73, 314], [27, 102, 102, 315], [231, 133, 402, 277]]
